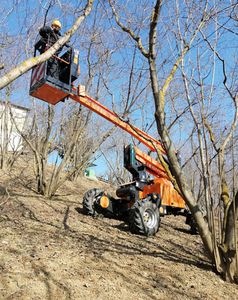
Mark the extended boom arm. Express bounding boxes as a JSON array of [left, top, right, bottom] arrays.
[[70, 85, 166, 155]]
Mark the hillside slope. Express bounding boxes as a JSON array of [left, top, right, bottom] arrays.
[[0, 169, 238, 300]]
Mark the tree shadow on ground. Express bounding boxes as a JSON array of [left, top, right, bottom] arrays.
[[1, 197, 218, 300], [74, 205, 210, 271], [7, 198, 213, 274], [0, 185, 6, 195], [32, 263, 72, 300]]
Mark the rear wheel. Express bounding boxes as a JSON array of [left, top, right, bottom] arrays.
[[189, 216, 198, 234], [186, 212, 198, 234], [83, 188, 102, 216], [129, 199, 160, 236]]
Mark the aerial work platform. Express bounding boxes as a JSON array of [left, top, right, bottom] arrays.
[[30, 42, 79, 104]]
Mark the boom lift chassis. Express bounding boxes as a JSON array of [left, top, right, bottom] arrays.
[[29, 45, 196, 236]]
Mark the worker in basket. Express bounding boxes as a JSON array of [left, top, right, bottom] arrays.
[[35, 19, 69, 80]]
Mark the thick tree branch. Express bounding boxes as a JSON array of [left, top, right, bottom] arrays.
[[148, 0, 162, 59]]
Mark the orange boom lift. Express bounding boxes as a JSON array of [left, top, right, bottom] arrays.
[[30, 42, 195, 236]]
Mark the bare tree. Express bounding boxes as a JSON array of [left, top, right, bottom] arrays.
[[109, 0, 238, 282]]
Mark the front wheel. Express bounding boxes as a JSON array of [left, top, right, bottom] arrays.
[[83, 188, 102, 216], [129, 200, 160, 236]]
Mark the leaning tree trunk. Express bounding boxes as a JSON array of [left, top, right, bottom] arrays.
[[219, 190, 238, 282], [149, 57, 214, 258]]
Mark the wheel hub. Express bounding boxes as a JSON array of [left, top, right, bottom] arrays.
[[143, 209, 156, 229]]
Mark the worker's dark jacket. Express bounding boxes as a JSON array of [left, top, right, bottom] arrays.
[[36, 26, 62, 54], [34, 26, 62, 79], [35, 26, 71, 81]]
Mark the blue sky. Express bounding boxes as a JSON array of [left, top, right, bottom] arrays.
[[1, 0, 237, 177]]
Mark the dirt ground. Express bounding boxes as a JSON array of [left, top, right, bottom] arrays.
[[0, 169, 238, 300]]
